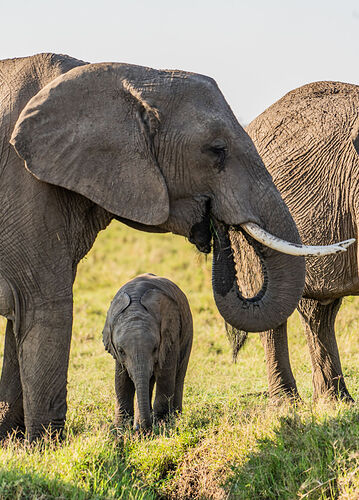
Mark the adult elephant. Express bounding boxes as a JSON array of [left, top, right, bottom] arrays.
[[232, 80, 359, 401], [0, 54, 345, 441]]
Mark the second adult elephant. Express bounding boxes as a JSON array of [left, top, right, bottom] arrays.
[[232, 80, 359, 400]]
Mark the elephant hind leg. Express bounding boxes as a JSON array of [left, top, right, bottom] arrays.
[[0, 320, 24, 439], [297, 298, 352, 401], [260, 322, 299, 401]]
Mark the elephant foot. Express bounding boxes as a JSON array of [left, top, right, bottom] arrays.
[[133, 425, 152, 436], [25, 421, 64, 444], [153, 414, 171, 428], [114, 413, 133, 429], [0, 399, 25, 441], [268, 382, 300, 405], [312, 373, 354, 403]]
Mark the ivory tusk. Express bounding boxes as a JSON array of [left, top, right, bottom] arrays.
[[241, 222, 356, 257]]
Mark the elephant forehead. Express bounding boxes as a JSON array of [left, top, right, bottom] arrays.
[[112, 303, 157, 329], [112, 315, 159, 345]]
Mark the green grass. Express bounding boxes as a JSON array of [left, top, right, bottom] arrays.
[[1, 221, 359, 499]]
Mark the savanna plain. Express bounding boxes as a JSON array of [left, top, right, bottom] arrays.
[[1, 223, 359, 499]]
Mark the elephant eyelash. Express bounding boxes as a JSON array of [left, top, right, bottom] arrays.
[[208, 145, 227, 171]]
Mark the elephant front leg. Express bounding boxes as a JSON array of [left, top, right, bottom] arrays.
[[18, 299, 73, 441], [260, 323, 299, 401], [114, 361, 135, 426], [153, 370, 176, 421], [297, 298, 352, 401], [0, 321, 25, 439], [173, 340, 192, 412]]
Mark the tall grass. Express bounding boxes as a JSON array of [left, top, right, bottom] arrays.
[[0, 222, 359, 498]]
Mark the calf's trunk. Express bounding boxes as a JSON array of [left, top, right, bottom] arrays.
[[133, 373, 152, 431]]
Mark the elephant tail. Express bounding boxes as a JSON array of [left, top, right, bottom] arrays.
[[225, 322, 249, 362]]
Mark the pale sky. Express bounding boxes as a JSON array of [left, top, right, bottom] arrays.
[[2, 0, 358, 124]]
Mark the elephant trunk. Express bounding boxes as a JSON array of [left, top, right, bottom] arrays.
[[212, 218, 305, 332], [211, 145, 307, 334], [210, 137, 307, 333], [133, 371, 152, 431]]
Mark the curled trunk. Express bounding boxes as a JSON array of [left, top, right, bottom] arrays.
[[212, 219, 305, 332]]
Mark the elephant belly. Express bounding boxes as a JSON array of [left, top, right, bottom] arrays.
[[279, 179, 358, 302], [303, 251, 359, 301]]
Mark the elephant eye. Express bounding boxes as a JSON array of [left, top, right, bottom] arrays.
[[205, 144, 227, 171], [118, 347, 126, 356]]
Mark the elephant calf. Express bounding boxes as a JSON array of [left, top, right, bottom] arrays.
[[103, 273, 193, 430]]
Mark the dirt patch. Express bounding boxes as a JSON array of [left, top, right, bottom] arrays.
[[169, 444, 229, 500]]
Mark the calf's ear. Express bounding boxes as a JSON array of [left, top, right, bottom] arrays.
[[103, 291, 131, 358], [10, 63, 169, 226]]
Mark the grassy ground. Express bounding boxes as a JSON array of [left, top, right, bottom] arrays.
[[1, 222, 359, 499]]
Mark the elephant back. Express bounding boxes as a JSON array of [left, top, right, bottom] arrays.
[[246, 81, 359, 191]]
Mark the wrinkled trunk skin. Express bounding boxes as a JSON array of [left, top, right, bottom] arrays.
[[133, 373, 152, 431], [212, 217, 306, 333]]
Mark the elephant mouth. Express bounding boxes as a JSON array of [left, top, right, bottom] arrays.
[[188, 210, 268, 303], [188, 207, 212, 254]]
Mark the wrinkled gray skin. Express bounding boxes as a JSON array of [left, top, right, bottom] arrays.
[[233, 81, 359, 401], [103, 274, 193, 431], [0, 53, 305, 441]]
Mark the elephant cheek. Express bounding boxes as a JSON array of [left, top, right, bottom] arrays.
[[159, 197, 210, 241]]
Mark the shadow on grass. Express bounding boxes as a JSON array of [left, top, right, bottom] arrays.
[[0, 433, 158, 500], [227, 407, 359, 499], [0, 468, 89, 500], [0, 464, 157, 500]]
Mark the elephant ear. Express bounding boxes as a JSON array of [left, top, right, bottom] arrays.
[[10, 63, 169, 225], [103, 291, 131, 358], [141, 288, 180, 369]]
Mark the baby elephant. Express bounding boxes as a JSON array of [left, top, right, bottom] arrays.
[[103, 273, 193, 430]]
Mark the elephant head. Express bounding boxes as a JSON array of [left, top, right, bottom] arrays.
[[10, 62, 347, 333]]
